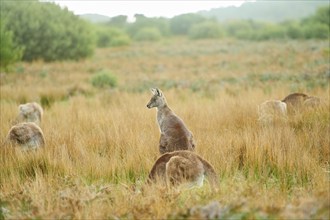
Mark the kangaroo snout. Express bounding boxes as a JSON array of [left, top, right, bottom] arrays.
[[147, 104, 151, 108]]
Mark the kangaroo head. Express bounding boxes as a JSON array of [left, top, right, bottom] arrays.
[[17, 103, 42, 124], [19, 103, 34, 116], [147, 88, 167, 108]]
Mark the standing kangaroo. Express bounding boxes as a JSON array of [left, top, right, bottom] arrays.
[[147, 88, 195, 154]]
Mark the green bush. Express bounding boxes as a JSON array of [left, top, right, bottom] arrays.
[[96, 27, 113, 48], [91, 70, 118, 89], [311, 5, 330, 27], [224, 20, 254, 39], [110, 35, 131, 47], [1, 1, 95, 61], [96, 26, 131, 47], [283, 21, 304, 39], [133, 27, 162, 42], [254, 23, 286, 40], [301, 5, 329, 39], [170, 13, 206, 35], [0, 19, 23, 71], [189, 21, 224, 39], [302, 23, 329, 39], [127, 15, 170, 38], [107, 15, 129, 28]]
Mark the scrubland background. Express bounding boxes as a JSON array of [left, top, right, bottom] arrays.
[[1, 38, 329, 219], [1, 1, 330, 219]]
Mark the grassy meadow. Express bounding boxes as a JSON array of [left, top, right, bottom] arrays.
[[0, 38, 329, 219]]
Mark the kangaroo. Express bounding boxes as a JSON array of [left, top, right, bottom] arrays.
[[148, 150, 219, 191], [16, 102, 43, 125], [146, 88, 195, 154], [282, 93, 309, 113], [258, 100, 287, 124], [7, 122, 45, 150], [282, 93, 321, 113], [303, 96, 321, 108]]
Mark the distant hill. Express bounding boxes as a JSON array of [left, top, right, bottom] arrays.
[[79, 13, 111, 23], [199, 0, 329, 22]]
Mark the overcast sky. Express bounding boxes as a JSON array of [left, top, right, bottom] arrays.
[[52, 1, 248, 19]]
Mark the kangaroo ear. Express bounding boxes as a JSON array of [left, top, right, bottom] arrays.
[[151, 88, 157, 95], [156, 88, 162, 97]]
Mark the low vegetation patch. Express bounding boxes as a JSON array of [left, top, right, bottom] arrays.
[[91, 70, 118, 89]]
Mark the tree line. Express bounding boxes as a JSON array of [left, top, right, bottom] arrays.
[[0, 1, 329, 70], [99, 5, 329, 43]]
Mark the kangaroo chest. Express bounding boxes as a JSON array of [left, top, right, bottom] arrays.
[[157, 112, 167, 131], [157, 110, 186, 134]]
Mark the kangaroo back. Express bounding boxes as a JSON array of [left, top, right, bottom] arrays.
[[159, 114, 195, 154], [303, 96, 321, 108], [148, 151, 218, 191], [258, 100, 287, 124], [7, 122, 45, 149], [282, 93, 309, 113], [165, 154, 204, 187], [148, 153, 173, 183], [282, 93, 308, 104]]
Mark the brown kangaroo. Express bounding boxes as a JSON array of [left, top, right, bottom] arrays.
[[7, 122, 45, 150], [282, 93, 321, 113], [146, 88, 195, 154], [148, 150, 219, 191]]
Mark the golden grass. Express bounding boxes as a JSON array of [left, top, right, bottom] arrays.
[[0, 39, 329, 219]]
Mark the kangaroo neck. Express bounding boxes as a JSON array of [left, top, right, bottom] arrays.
[[156, 104, 171, 129], [156, 104, 171, 117]]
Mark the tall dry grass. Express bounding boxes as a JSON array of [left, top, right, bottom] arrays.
[[1, 39, 329, 219]]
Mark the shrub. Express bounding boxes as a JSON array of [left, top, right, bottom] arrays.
[[301, 5, 329, 39], [311, 5, 330, 27], [189, 21, 224, 39], [0, 19, 23, 71], [96, 27, 113, 48], [283, 21, 304, 39], [91, 70, 118, 89], [224, 20, 254, 39], [302, 23, 329, 39], [40, 94, 56, 109], [109, 35, 131, 46], [170, 13, 206, 35], [254, 23, 286, 40], [40, 89, 68, 108], [133, 27, 162, 42], [96, 26, 131, 47], [1, 1, 95, 61], [127, 15, 170, 38]]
